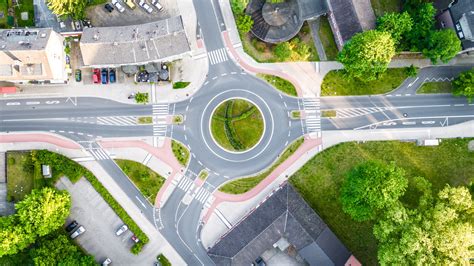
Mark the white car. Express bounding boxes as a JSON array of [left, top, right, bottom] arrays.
[[138, 0, 153, 13], [102, 258, 112, 266], [151, 0, 163, 11], [70, 226, 85, 239], [115, 224, 128, 236], [112, 0, 125, 12]]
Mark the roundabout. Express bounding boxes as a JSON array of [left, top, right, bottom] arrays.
[[210, 98, 264, 153]]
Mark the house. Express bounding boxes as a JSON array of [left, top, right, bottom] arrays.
[[79, 16, 191, 68], [0, 28, 67, 83], [207, 184, 360, 266], [436, 0, 474, 53]]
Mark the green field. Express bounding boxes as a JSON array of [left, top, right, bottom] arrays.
[[417, 82, 453, 94], [171, 140, 190, 166], [257, 74, 297, 96], [13, 0, 34, 27], [219, 137, 304, 194], [370, 0, 402, 17], [289, 139, 474, 265], [321, 68, 410, 96], [6, 151, 43, 202], [116, 159, 165, 204], [319, 16, 339, 60], [211, 99, 264, 151]]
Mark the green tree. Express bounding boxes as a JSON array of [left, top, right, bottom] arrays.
[[452, 68, 474, 102], [47, 0, 88, 20], [15, 187, 71, 237], [236, 14, 254, 33], [374, 185, 474, 265], [338, 30, 396, 81], [230, 0, 248, 15], [30, 234, 95, 265], [340, 161, 408, 221], [0, 217, 34, 257], [423, 29, 461, 63], [274, 42, 292, 61], [134, 92, 149, 104], [376, 12, 413, 45], [404, 3, 436, 51]]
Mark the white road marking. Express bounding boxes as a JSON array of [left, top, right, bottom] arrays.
[[6, 102, 20, 106]]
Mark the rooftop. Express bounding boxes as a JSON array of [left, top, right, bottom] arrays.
[[80, 16, 190, 66], [0, 29, 52, 51], [208, 184, 352, 266], [448, 0, 474, 50]]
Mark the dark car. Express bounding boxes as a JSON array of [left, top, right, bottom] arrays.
[[101, 68, 108, 84], [109, 68, 116, 83], [75, 69, 82, 82], [104, 3, 114, 12], [65, 220, 78, 233], [254, 257, 266, 266]]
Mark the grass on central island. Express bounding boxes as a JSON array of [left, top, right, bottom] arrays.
[[219, 137, 304, 194], [257, 74, 298, 96], [321, 68, 410, 96], [171, 140, 190, 166], [417, 81, 453, 94], [115, 159, 165, 204], [211, 99, 264, 152], [289, 139, 474, 265]]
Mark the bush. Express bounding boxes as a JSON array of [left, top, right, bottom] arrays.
[[405, 65, 418, 77], [273, 42, 292, 61], [252, 38, 266, 52], [135, 92, 149, 104], [236, 14, 254, 33], [172, 81, 190, 89]]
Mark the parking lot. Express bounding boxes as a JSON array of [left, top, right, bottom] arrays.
[[56, 177, 156, 265], [87, 0, 179, 27]]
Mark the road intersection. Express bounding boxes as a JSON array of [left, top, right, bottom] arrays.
[[1, 0, 474, 264]]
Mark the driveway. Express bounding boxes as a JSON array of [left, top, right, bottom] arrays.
[[86, 0, 179, 27], [56, 177, 157, 266]]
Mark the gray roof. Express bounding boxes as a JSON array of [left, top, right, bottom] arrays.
[[0, 28, 52, 51], [299, 0, 328, 20], [208, 184, 351, 266], [449, 0, 474, 50], [328, 0, 363, 44], [80, 16, 190, 67]]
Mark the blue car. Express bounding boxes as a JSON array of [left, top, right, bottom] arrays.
[[109, 68, 116, 83], [101, 68, 108, 84]]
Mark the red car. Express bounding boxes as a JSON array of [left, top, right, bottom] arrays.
[[92, 68, 101, 84]]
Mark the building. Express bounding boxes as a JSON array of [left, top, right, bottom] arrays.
[[436, 0, 474, 53], [208, 184, 359, 266], [0, 28, 67, 83], [79, 16, 191, 68]]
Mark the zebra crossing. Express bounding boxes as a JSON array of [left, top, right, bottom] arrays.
[[302, 98, 321, 135], [335, 107, 391, 118], [208, 48, 228, 65], [153, 104, 169, 137], [177, 176, 195, 193], [192, 187, 212, 204], [87, 148, 110, 161], [96, 116, 137, 126]]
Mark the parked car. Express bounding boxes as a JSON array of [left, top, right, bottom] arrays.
[[124, 0, 136, 9], [151, 0, 163, 11], [65, 220, 78, 233], [111, 0, 125, 12], [65, 55, 70, 64], [101, 68, 108, 84], [75, 69, 82, 82], [74, 20, 82, 31], [104, 3, 114, 12], [138, 0, 153, 13], [70, 226, 85, 239], [109, 68, 116, 83], [93, 68, 101, 84], [115, 224, 128, 236], [102, 258, 112, 266], [131, 235, 139, 243]]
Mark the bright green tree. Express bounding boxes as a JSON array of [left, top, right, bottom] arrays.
[[47, 0, 88, 20], [374, 185, 474, 265], [337, 30, 396, 81], [423, 29, 461, 63], [30, 234, 95, 265], [376, 12, 413, 45], [340, 161, 408, 222], [15, 187, 71, 237], [135, 92, 149, 104], [0, 217, 34, 257], [452, 68, 474, 102], [274, 42, 292, 61], [236, 14, 254, 33]]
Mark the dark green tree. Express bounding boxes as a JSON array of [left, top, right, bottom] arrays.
[[403, 3, 436, 51], [337, 30, 396, 81], [423, 29, 461, 63], [452, 68, 474, 102], [30, 234, 95, 265], [340, 161, 408, 221], [377, 12, 413, 46]]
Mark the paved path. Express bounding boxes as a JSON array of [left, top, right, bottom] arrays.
[[308, 19, 327, 61]]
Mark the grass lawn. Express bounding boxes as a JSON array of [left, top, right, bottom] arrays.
[[137, 116, 152, 124], [257, 74, 297, 96], [321, 68, 410, 96], [157, 254, 171, 266], [219, 137, 304, 194], [13, 0, 34, 27], [321, 110, 336, 118], [0, 0, 9, 28], [6, 151, 43, 202], [173, 81, 190, 89], [370, 0, 402, 17], [116, 159, 165, 204], [211, 99, 264, 151], [417, 82, 453, 94], [289, 139, 474, 265], [171, 140, 190, 167], [319, 16, 339, 60]]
